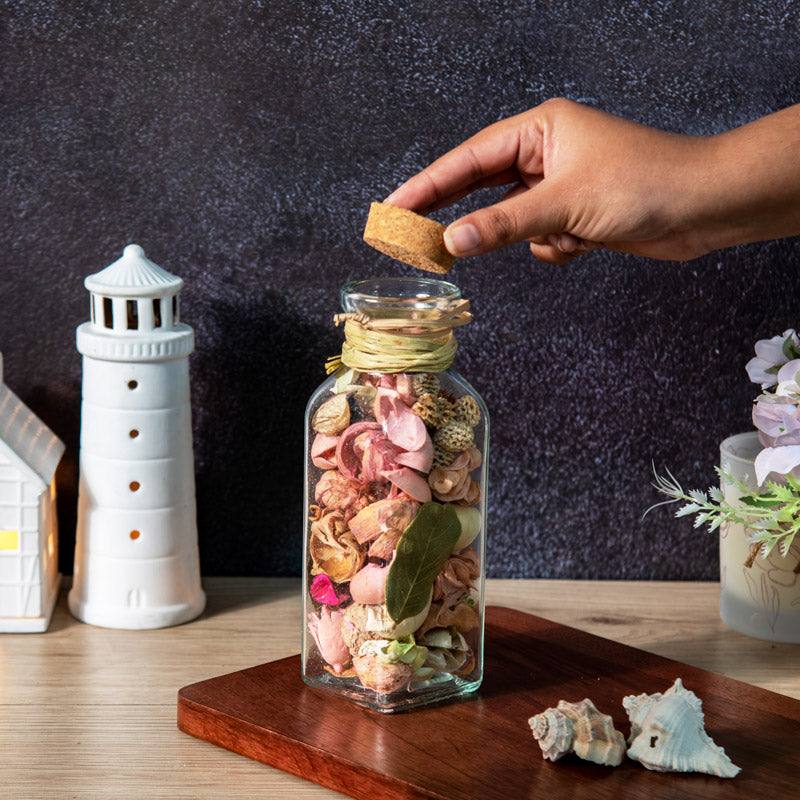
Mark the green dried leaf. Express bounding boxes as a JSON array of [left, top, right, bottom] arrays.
[[386, 502, 461, 623]]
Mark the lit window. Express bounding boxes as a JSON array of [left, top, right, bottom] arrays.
[[0, 530, 19, 551]]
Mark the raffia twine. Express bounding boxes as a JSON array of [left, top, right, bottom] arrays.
[[325, 298, 472, 375]]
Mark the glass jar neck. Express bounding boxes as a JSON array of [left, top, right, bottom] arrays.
[[340, 277, 461, 320]]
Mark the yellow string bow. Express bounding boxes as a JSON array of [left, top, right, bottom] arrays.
[[325, 298, 472, 375]]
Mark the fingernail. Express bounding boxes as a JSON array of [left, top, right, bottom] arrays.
[[384, 188, 400, 204], [444, 223, 481, 255]]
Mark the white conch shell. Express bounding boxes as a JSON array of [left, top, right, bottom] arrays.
[[528, 708, 574, 761], [623, 678, 741, 778], [528, 698, 626, 766]]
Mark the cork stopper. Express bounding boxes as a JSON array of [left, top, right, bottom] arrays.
[[363, 202, 455, 275]]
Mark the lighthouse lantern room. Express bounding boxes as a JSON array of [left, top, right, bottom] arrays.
[[69, 244, 205, 629]]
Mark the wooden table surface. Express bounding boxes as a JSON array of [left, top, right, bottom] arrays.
[[2, 578, 798, 799]]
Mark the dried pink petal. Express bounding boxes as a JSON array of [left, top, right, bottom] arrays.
[[381, 467, 432, 503], [310, 573, 348, 606], [308, 608, 350, 672], [349, 562, 390, 605]]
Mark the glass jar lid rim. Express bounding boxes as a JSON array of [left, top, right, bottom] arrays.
[[341, 277, 461, 312]]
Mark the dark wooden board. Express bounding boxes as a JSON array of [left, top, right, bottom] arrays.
[[178, 606, 800, 799]]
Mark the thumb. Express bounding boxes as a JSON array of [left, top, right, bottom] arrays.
[[443, 182, 566, 257]]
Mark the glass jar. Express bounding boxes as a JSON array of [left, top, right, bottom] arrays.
[[302, 277, 489, 712]]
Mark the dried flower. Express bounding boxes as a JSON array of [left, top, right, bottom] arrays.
[[412, 393, 439, 427], [312, 393, 351, 435], [308, 608, 350, 673], [434, 420, 474, 453], [436, 396, 455, 427], [309, 511, 364, 583], [453, 395, 481, 427], [412, 372, 440, 398], [432, 444, 455, 469], [310, 573, 348, 606]]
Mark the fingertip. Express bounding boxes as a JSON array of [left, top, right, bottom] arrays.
[[444, 222, 482, 256]]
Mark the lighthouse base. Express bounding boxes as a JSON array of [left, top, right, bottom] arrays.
[[68, 589, 206, 630]]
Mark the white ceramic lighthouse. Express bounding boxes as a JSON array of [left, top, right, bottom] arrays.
[[69, 244, 205, 629]]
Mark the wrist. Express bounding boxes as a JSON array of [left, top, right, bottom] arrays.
[[680, 107, 800, 253]]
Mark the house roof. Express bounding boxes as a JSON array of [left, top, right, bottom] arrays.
[[0, 376, 65, 487], [84, 244, 183, 298]]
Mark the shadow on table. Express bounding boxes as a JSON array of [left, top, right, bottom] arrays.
[[201, 577, 298, 618]]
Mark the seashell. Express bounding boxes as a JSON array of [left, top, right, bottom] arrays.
[[453, 395, 481, 427], [529, 699, 625, 766], [529, 708, 575, 762], [560, 699, 626, 767], [309, 511, 365, 583], [623, 678, 741, 778], [312, 393, 351, 435]]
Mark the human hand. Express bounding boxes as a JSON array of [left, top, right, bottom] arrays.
[[385, 99, 800, 264]]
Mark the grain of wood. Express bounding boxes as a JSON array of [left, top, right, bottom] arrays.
[[2, 578, 797, 799]]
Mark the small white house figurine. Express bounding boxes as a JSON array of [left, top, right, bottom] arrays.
[[0, 354, 65, 632], [69, 244, 205, 629]]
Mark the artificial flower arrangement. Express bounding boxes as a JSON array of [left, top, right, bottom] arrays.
[[649, 329, 800, 570]]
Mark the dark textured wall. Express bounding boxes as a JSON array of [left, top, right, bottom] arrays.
[[2, 1, 799, 579]]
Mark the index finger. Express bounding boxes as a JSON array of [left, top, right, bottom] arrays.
[[384, 114, 529, 212]]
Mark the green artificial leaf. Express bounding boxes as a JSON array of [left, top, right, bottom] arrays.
[[386, 502, 461, 623], [675, 503, 702, 517], [709, 486, 724, 503], [782, 335, 800, 361]]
